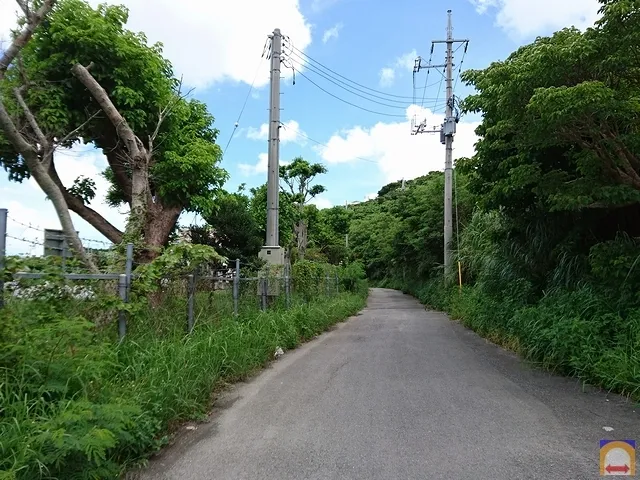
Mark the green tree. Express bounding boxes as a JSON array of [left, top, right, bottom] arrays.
[[279, 157, 328, 260], [0, 0, 98, 269], [0, 0, 227, 262], [308, 206, 352, 264], [189, 190, 263, 268], [457, 0, 640, 292], [248, 183, 297, 251]]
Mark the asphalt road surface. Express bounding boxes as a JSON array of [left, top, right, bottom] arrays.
[[140, 288, 638, 480]]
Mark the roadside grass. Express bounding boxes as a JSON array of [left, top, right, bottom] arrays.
[[0, 287, 368, 480]]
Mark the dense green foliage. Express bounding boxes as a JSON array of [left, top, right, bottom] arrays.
[[193, 165, 349, 266], [189, 190, 263, 268], [0, 249, 367, 479], [347, 0, 640, 400]]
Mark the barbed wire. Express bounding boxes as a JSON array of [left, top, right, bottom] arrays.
[[6, 234, 54, 249], [7, 215, 113, 247]]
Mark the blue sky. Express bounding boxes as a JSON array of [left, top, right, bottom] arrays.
[[0, 0, 601, 255]]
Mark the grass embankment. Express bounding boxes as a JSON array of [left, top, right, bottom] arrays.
[[380, 278, 640, 402], [0, 288, 368, 480]]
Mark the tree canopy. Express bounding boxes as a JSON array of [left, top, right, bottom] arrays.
[[0, 0, 227, 261]]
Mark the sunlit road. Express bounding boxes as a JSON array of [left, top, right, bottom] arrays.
[[140, 288, 638, 480]]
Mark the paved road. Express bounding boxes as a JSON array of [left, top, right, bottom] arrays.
[[140, 288, 638, 480]]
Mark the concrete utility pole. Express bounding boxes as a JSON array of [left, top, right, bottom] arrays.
[[259, 28, 285, 267], [411, 10, 468, 279], [443, 11, 454, 279]]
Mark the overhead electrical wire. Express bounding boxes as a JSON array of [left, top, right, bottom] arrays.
[[282, 39, 447, 118], [432, 68, 445, 114], [222, 38, 270, 158], [453, 40, 469, 94], [287, 49, 443, 106], [418, 45, 434, 107], [279, 122, 380, 165], [286, 42, 425, 101], [287, 55, 445, 111], [289, 68, 410, 118]]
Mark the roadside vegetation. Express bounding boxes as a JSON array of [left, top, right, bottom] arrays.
[[347, 0, 640, 401], [0, 1, 368, 478], [0, 251, 367, 479]]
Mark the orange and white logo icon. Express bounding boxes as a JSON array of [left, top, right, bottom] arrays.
[[600, 440, 635, 476]]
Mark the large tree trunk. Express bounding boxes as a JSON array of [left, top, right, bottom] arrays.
[[295, 219, 308, 260], [29, 163, 97, 270], [47, 160, 124, 244], [125, 161, 151, 240], [139, 203, 182, 262]]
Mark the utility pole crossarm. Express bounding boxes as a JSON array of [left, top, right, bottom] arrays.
[[432, 39, 469, 44], [413, 59, 447, 72]]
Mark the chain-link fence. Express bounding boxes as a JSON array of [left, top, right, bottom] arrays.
[[2, 236, 340, 340]]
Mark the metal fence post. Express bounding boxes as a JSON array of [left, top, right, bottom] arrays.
[[233, 259, 239, 316], [335, 272, 339, 294], [260, 276, 267, 311], [285, 263, 290, 309], [325, 273, 330, 296], [61, 238, 67, 273], [187, 273, 195, 332], [0, 208, 6, 309], [124, 243, 134, 287], [117, 244, 134, 341], [118, 274, 127, 340]]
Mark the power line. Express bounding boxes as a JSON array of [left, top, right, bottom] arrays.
[[286, 42, 423, 101], [288, 55, 446, 112], [287, 49, 443, 106], [289, 68, 409, 118], [453, 41, 469, 94], [279, 122, 380, 164], [419, 49, 434, 108], [222, 40, 269, 158], [432, 68, 445, 113]]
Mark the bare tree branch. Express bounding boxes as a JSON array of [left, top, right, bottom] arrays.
[[13, 86, 47, 148], [148, 76, 194, 154], [55, 110, 101, 146], [15, 0, 30, 18], [71, 63, 144, 162], [0, 0, 56, 80], [0, 99, 36, 156], [47, 159, 124, 243]]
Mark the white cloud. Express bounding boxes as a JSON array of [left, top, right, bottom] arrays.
[[246, 119, 307, 145], [239, 152, 269, 175], [0, 2, 19, 48], [379, 68, 395, 87], [378, 49, 417, 87], [0, 1, 311, 89], [44, 0, 310, 90], [238, 151, 295, 176], [470, 0, 600, 39], [322, 23, 343, 43], [309, 196, 333, 209], [318, 105, 480, 183], [395, 50, 418, 72]]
